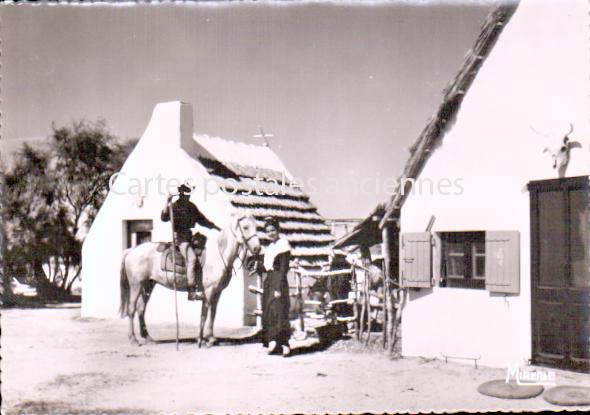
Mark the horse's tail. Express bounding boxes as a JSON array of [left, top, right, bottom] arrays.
[[119, 250, 131, 318]]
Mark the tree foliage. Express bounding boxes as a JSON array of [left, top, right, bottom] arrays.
[[2, 120, 134, 301]]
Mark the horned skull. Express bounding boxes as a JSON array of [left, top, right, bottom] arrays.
[[542, 123, 582, 178]]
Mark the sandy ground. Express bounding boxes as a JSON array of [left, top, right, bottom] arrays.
[[2, 304, 590, 414]]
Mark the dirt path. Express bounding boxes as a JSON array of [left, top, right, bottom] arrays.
[[2, 305, 590, 414]]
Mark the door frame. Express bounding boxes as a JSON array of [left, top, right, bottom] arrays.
[[528, 175, 589, 372], [125, 219, 154, 248]]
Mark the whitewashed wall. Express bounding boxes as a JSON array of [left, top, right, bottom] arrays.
[[81, 102, 246, 327], [400, 0, 590, 368]]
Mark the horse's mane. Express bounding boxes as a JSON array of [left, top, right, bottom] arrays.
[[214, 211, 256, 254], [216, 227, 228, 253], [214, 212, 240, 253]]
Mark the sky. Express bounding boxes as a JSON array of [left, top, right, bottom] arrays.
[[0, 1, 497, 219]]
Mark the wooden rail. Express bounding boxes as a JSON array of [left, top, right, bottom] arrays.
[[249, 257, 403, 353]]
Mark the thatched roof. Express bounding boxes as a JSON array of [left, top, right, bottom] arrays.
[[379, 2, 519, 228], [196, 134, 292, 179], [194, 134, 334, 267], [332, 204, 387, 250]]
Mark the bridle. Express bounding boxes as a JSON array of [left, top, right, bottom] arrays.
[[230, 215, 259, 257], [218, 214, 260, 275]]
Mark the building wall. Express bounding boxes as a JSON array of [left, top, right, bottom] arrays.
[[327, 219, 361, 241], [81, 102, 246, 327], [399, 0, 590, 368]]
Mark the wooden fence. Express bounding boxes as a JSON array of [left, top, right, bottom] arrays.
[[248, 259, 405, 352]]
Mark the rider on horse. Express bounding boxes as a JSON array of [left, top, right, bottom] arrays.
[[161, 183, 220, 301]]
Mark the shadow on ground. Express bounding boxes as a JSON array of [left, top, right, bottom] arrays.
[[2, 295, 81, 309], [152, 329, 341, 357], [153, 330, 262, 346], [8, 400, 152, 415]]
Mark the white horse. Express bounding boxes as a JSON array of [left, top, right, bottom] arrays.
[[119, 212, 261, 346]]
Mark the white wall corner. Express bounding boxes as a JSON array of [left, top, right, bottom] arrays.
[[179, 101, 198, 156]]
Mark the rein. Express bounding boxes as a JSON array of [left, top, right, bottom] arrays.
[[231, 215, 258, 256], [218, 215, 257, 276]]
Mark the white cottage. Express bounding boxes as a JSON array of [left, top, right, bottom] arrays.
[[81, 101, 333, 325], [382, 0, 590, 370]]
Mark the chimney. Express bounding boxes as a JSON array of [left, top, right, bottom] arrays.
[[142, 101, 203, 158], [179, 102, 194, 151]]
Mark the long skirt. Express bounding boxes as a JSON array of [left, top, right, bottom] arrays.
[[262, 274, 291, 347]]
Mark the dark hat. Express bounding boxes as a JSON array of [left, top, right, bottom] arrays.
[[177, 184, 192, 195], [263, 216, 280, 231]]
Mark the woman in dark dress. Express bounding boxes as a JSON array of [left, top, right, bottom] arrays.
[[261, 217, 292, 357]]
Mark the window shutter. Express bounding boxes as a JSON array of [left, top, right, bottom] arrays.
[[485, 231, 520, 294], [401, 232, 432, 288]]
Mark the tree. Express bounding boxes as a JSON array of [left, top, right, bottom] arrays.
[[2, 120, 133, 301], [0, 158, 11, 303]]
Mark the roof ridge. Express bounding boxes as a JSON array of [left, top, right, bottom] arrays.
[[194, 133, 292, 178], [379, 2, 519, 228], [194, 133, 273, 151]]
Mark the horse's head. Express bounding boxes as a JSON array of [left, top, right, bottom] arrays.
[[231, 213, 261, 255]]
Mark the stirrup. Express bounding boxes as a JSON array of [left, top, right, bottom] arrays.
[[188, 290, 205, 301]]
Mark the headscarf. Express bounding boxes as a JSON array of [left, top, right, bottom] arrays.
[[263, 217, 291, 271], [263, 216, 281, 232], [264, 237, 291, 271]]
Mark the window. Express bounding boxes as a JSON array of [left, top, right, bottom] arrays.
[[440, 232, 485, 289], [402, 230, 519, 292], [126, 220, 153, 248]]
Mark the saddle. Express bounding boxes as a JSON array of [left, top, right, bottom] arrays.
[[157, 243, 187, 273], [156, 233, 207, 273]]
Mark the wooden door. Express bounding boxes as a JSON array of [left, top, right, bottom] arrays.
[[529, 176, 590, 372]]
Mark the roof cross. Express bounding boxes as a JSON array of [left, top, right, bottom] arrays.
[[253, 126, 274, 148]]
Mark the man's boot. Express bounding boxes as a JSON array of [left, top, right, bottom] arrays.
[[184, 243, 204, 301], [186, 275, 205, 301], [187, 287, 204, 301], [192, 263, 205, 301]]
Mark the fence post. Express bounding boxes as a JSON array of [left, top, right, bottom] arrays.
[[256, 271, 263, 328], [296, 270, 304, 332], [358, 266, 366, 343], [382, 224, 393, 350], [351, 265, 360, 340], [364, 262, 370, 345], [246, 259, 263, 328]]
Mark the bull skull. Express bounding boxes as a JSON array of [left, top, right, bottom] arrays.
[[540, 123, 582, 178]]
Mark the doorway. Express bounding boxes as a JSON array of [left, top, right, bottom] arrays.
[[529, 176, 589, 372], [126, 220, 153, 248]]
